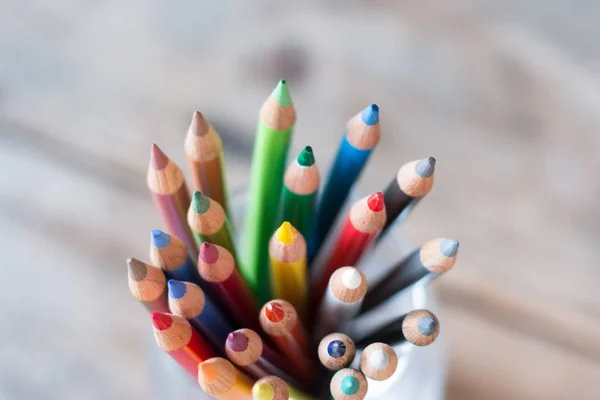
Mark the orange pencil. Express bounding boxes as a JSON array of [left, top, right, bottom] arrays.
[[184, 111, 230, 214], [198, 357, 254, 400], [146, 144, 197, 256], [151, 312, 218, 377], [259, 300, 316, 383]]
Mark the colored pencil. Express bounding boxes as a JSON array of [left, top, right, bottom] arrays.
[[311, 192, 386, 309], [198, 357, 254, 400], [197, 242, 261, 332], [127, 257, 168, 313], [146, 144, 197, 255], [151, 312, 218, 377], [379, 157, 436, 238], [184, 111, 230, 214], [252, 376, 312, 400], [281, 146, 319, 239], [241, 79, 296, 304], [167, 279, 233, 350], [149, 229, 201, 285], [330, 368, 368, 400], [317, 333, 356, 371], [314, 267, 367, 339], [355, 309, 440, 348], [269, 221, 308, 321], [360, 238, 459, 314], [359, 343, 398, 381], [308, 104, 380, 263], [188, 191, 236, 256], [225, 329, 305, 388], [259, 300, 315, 382]]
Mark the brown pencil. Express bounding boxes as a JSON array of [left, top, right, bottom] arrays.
[[127, 257, 168, 313], [360, 238, 458, 314], [225, 328, 305, 388], [198, 357, 255, 400], [359, 343, 398, 381], [146, 144, 197, 255], [184, 111, 230, 214]]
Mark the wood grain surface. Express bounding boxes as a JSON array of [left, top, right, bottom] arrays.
[[1, 1, 600, 399]]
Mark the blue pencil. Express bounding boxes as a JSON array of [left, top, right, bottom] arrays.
[[308, 104, 381, 263], [149, 230, 202, 285], [167, 280, 234, 350]]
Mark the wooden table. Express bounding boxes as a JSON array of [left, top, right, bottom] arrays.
[[1, 1, 599, 399]]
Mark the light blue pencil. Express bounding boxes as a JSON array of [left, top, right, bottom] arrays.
[[308, 104, 380, 263], [167, 280, 234, 350], [149, 230, 202, 286]]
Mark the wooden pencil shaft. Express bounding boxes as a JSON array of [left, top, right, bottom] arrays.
[[151, 188, 197, 257], [315, 290, 363, 339], [198, 358, 255, 400], [188, 156, 230, 214], [127, 258, 169, 312], [207, 275, 261, 333], [380, 178, 416, 234]]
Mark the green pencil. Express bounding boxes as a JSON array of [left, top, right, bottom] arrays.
[[281, 146, 320, 240], [187, 191, 236, 257], [240, 79, 296, 304]]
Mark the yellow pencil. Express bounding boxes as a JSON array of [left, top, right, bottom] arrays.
[[268, 222, 308, 321]]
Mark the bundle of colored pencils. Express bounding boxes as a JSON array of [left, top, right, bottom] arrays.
[[130, 80, 459, 400]]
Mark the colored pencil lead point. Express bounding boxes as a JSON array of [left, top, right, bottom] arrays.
[[190, 111, 210, 137], [367, 192, 385, 212], [440, 239, 459, 257], [192, 191, 210, 214], [341, 268, 362, 289], [151, 312, 173, 331], [150, 229, 170, 248], [150, 144, 169, 170], [360, 104, 380, 126], [272, 79, 292, 106], [127, 257, 147, 281], [254, 381, 275, 400], [265, 302, 285, 323], [199, 242, 219, 264], [417, 315, 438, 336], [341, 376, 360, 395], [415, 157, 436, 178], [368, 349, 390, 369], [227, 331, 249, 352], [167, 279, 187, 299], [328, 340, 347, 358], [276, 221, 296, 245], [297, 146, 315, 167], [198, 362, 219, 382]]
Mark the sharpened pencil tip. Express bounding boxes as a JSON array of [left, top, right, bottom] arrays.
[[276, 221, 297, 245], [417, 315, 438, 336], [227, 331, 249, 352], [367, 192, 385, 212], [150, 229, 171, 249], [167, 279, 187, 299], [253, 382, 275, 400], [440, 239, 459, 257], [360, 104, 380, 126], [340, 376, 360, 395], [297, 146, 315, 167], [327, 340, 347, 358], [199, 242, 219, 264], [150, 144, 169, 170], [190, 111, 210, 137], [272, 79, 292, 106], [127, 257, 148, 282], [198, 361, 219, 383], [151, 312, 173, 331], [264, 302, 285, 323], [192, 191, 210, 214], [415, 157, 436, 178], [368, 349, 390, 370]]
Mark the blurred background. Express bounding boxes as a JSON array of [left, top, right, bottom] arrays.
[[2, 1, 600, 399]]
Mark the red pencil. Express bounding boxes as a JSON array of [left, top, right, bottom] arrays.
[[311, 192, 386, 310], [259, 300, 316, 384], [146, 144, 197, 256], [197, 242, 261, 332], [151, 312, 218, 377]]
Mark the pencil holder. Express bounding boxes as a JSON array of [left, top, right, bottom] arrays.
[[148, 187, 447, 400]]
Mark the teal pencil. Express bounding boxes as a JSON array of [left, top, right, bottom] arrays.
[[240, 80, 296, 304]]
